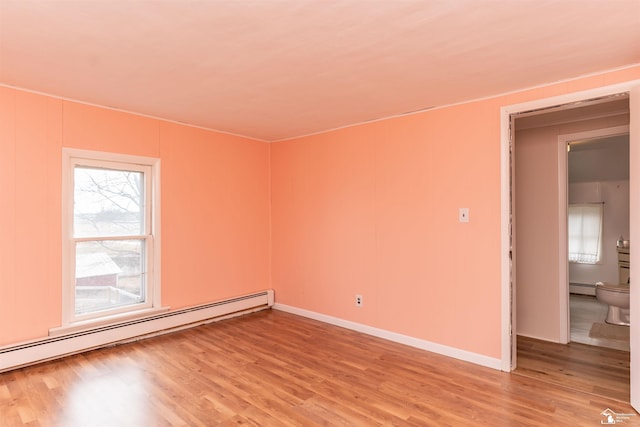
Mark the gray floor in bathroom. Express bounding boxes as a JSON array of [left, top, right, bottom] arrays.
[[570, 294, 630, 351]]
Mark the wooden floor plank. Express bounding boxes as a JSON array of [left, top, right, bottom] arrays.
[[0, 310, 638, 426], [514, 335, 630, 403]]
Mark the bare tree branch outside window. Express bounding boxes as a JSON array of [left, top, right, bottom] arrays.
[[73, 166, 147, 315]]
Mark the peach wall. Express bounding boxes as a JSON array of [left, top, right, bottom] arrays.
[[0, 87, 270, 346], [515, 114, 629, 341], [63, 102, 160, 157], [159, 123, 270, 308], [271, 66, 640, 359], [0, 89, 63, 345], [272, 100, 504, 357]]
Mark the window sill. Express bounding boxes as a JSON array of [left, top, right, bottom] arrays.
[[49, 306, 170, 337]]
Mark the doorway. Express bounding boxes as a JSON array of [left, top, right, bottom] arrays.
[[565, 131, 630, 351], [511, 123, 631, 402], [511, 96, 629, 346], [500, 82, 640, 409], [513, 102, 630, 401]]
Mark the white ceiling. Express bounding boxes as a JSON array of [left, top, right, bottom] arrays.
[[1, 1, 639, 142]]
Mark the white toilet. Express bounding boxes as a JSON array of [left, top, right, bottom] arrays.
[[595, 282, 630, 326]]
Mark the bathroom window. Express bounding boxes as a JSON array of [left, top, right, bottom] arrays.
[[568, 203, 603, 264]]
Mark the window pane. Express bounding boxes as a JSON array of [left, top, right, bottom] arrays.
[[75, 239, 145, 315], [74, 167, 144, 238], [568, 204, 603, 264]]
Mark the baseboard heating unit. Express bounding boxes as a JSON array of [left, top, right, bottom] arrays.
[[0, 289, 274, 373]]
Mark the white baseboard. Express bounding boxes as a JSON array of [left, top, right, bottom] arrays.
[[273, 303, 502, 370]]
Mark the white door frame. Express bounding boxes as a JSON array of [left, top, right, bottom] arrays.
[[500, 81, 639, 375]]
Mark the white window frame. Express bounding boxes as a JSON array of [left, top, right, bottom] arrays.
[[60, 148, 162, 329]]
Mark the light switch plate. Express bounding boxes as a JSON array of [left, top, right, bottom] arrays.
[[459, 208, 469, 223]]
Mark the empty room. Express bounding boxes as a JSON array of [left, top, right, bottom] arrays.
[[1, 1, 640, 425]]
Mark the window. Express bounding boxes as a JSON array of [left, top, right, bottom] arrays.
[[62, 149, 160, 326], [568, 203, 603, 264]]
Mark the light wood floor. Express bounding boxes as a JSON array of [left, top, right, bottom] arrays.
[[513, 294, 631, 404], [1, 310, 638, 426], [515, 335, 630, 402]]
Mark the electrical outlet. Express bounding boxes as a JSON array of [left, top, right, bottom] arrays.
[[355, 294, 363, 307]]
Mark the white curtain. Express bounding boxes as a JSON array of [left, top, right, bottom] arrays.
[[568, 203, 604, 264]]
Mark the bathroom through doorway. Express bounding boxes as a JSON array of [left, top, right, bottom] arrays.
[[511, 95, 630, 348], [564, 130, 630, 351], [501, 84, 640, 408]]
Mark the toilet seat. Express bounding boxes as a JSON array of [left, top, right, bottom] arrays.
[[596, 282, 630, 293]]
